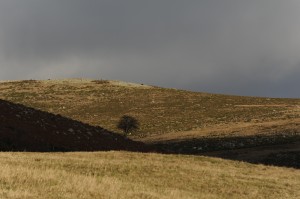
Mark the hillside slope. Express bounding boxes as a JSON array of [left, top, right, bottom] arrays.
[[0, 79, 299, 140], [0, 99, 146, 152]]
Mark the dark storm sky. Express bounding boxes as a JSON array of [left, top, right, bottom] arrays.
[[0, 0, 300, 97]]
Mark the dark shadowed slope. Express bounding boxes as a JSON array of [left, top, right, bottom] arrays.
[[0, 99, 147, 152]]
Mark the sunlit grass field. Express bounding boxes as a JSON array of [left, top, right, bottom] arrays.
[[0, 151, 299, 199]]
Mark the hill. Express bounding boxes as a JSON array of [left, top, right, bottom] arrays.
[[0, 79, 299, 140], [0, 98, 146, 152], [0, 151, 298, 199], [0, 79, 299, 167], [0, 79, 299, 198]]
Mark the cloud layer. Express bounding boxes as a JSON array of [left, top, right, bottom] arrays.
[[0, 0, 300, 97]]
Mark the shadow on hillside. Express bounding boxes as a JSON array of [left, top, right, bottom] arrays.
[[149, 134, 300, 169], [0, 99, 148, 152], [1, 99, 299, 169]]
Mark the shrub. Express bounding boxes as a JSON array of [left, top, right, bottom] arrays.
[[117, 115, 139, 136]]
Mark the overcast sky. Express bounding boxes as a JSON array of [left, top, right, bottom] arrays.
[[0, 1, 299, 97]]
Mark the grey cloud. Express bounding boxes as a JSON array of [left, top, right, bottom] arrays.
[[0, 0, 299, 97]]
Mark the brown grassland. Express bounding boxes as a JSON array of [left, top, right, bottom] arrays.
[[0, 79, 299, 141], [0, 151, 299, 199], [0, 79, 299, 198]]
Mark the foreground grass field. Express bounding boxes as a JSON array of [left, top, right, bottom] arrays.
[[0, 151, 299, 199]]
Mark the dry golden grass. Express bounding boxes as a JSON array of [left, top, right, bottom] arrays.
[[141, 118, 300, 143], [0, 79, 299, 199], [0, 79, 300, 140], [0, 151, 299, 199]]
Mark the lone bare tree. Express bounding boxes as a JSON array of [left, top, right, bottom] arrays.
[[117, 115, 139, 136]]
